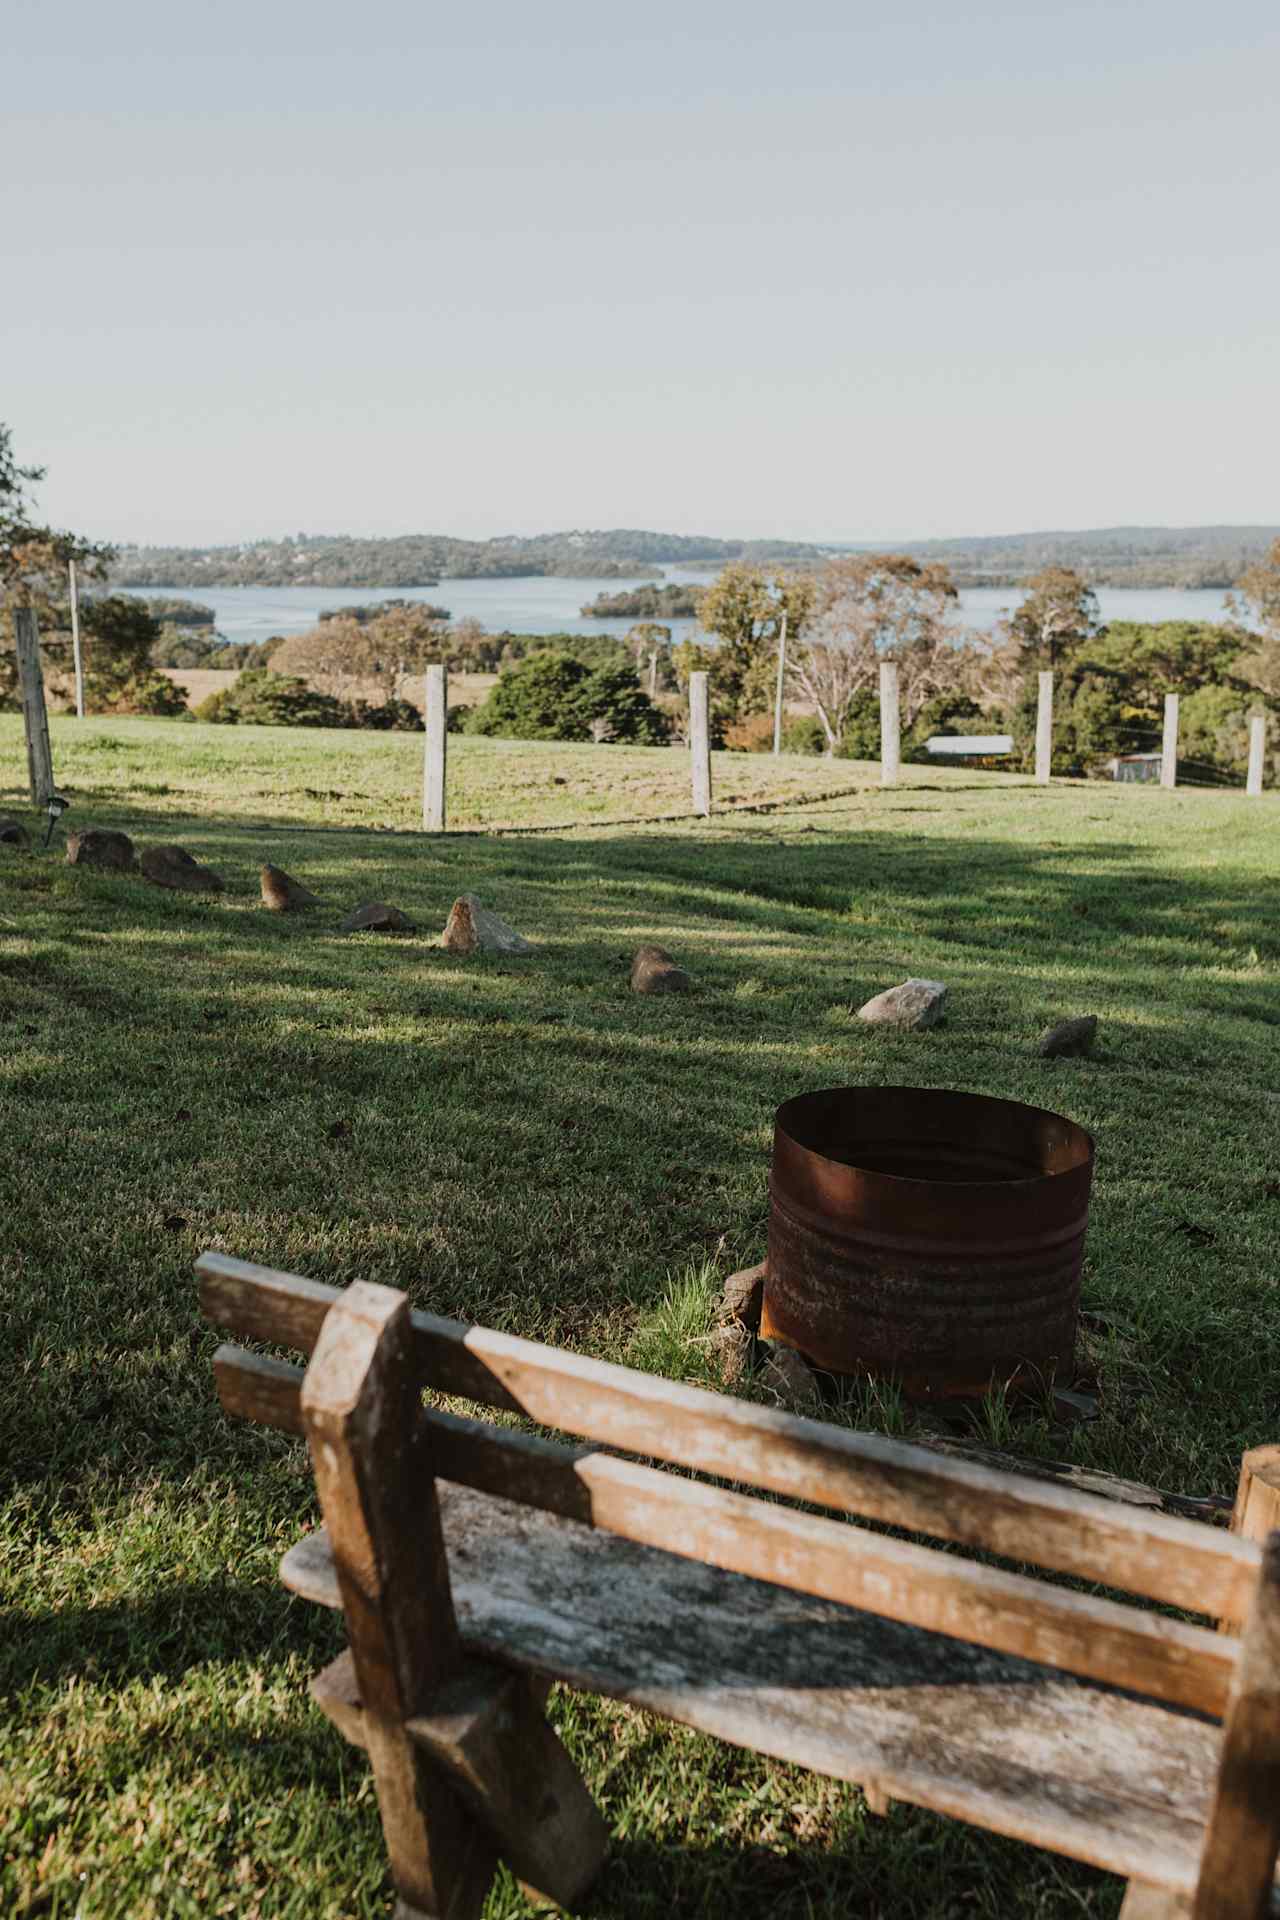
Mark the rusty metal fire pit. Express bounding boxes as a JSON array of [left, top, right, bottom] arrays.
[[761, 1086, 1095, 1401]]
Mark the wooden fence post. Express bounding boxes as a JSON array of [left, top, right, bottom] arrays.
[[772, 610, 788, 756], [1246, 711, 1266, 797], [14, 608, 55, 805], [1160, 693, 1178, 790], [69, 560, 85, 719], [878, 660, 899, 788], [423, 664, 447, 832], [689, 671, 711, 817], [1035, 671, 1054, 785]]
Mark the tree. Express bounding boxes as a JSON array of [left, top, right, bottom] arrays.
[[1230, 536, 1280, 638], [272, 603, 450, 703], [77, 597, 187, 714], [1005, 567, 1100, 667], [786, 554, 960, 753], [0, 424, 113, 707], [696, 564, 815, 722]]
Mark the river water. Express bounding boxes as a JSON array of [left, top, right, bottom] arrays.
[[122, 574, 1243, 651]]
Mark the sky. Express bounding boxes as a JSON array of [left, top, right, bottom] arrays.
[[6, 0, 1279, 547]]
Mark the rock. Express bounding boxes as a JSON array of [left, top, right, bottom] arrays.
[[1038, 1015, 1098, 1059], [762, 1344, 820, 1410], [340, 901, 416, 934], [718, 1261, 765, 1333], [631, 943, 691, 994], [856, 978, 947, 1030], [140, 844, 224, 892], [65, 827, 135, 870], [260, 863, 323, 911], [441, 894, 532, 955], [0, 818, 29, 846]]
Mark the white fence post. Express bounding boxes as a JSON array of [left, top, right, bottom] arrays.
[[1246, 711, 1266, 797], [14, 608, 55, 804], [772, 609, 788, 756], [69, 559, 85, 719], [878, 660, 899, 788], [1035, 671, 1054, 784], [422, 663, 447, 831], [689, 670, 711, 817], [1161, 693, 1179, 790]]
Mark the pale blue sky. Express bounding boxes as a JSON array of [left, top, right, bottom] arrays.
[[6, 0, 1278, 545]]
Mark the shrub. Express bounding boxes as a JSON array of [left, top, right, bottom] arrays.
[[195, 668, 345, 728], [113, 670, 189, 717], [466, 652, 668, 744], [345, 697, 423, 731], [780, 714, 826, 755], [723, 711, 776, 753]]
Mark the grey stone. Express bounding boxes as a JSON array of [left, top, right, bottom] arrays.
[[1038, 1015, 1098, 1059], [65, 827, 135, 870], [631, 943, 691, 994], [856, 978, 947, 1030], [341, 901, 415, 934], [441, 894, 532, 955], [711, 1320, 751, 1388], [140, 844, 223, 892], [261, 863, 323, 911]]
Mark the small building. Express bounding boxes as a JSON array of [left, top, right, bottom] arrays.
[[1105, 752, 1163, 784]]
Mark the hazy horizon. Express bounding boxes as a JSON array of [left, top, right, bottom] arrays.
[[9, 1, 1278, 548]]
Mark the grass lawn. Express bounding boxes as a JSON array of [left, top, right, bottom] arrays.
[[2, 713, 1278, 1919]]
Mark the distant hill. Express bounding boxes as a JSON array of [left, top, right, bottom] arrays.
[[872, 525, 1280, 590], [109, 528, 824, 590], [108, 523, 1278, 592]]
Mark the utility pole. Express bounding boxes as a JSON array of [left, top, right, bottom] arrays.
[[69, 559, 85, 718], [772, 610, 788, 755]]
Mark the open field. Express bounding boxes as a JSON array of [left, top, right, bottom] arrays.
[[2, 717, 1278, 1918], [158, 670, 499, 713]]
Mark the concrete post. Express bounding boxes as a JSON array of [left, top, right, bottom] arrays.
[[1246, 711, 1266, 797], [1160, 693, 1179, 790], [689, 671, 711, 817], [1035, 671, 1054, 784], [423, 663, 447, 832], [878, 660, 899, 788], [69, 559, 85, 719]]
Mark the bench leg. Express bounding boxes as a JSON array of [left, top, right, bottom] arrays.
[[301, 1282, 497, 1920], [1119, 1885, 1190, 1918]]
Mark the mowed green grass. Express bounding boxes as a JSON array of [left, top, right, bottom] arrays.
[[2, 713, 1278, 1920]]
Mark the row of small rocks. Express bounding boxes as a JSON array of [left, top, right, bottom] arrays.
[[856, 975, 1097, 1057], [67, 828, 225, 893]]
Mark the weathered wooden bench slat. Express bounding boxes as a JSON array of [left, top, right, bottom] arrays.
[[281, 1482, 1226, 1896], [199, 1257, 1257, 1622], [213, 1345, 1234, 1714]]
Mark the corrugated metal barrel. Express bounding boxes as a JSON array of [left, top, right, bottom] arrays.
[[762, 1086, 1095, 1400]]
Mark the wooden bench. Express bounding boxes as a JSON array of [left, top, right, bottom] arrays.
[[198, 1251, 1280, 1919]]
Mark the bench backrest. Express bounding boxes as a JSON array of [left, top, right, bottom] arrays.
[[197, 1251, 1263, 1722]]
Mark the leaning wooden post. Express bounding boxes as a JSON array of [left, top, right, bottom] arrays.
[[1246, 711, 1266, 797], [68, 559, 85, 719], [878, 660, 899, 787], [689, 670, 711, 816], [1160, 692, 1178, 790], [1219, 1447, 1280, 1634], [423, 663, 447, 832], [772, 609, 788, 755], [301, 1282, 495, 1920], [13, 608, 56, 805], [1191, 1532, 1280, 1919]]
